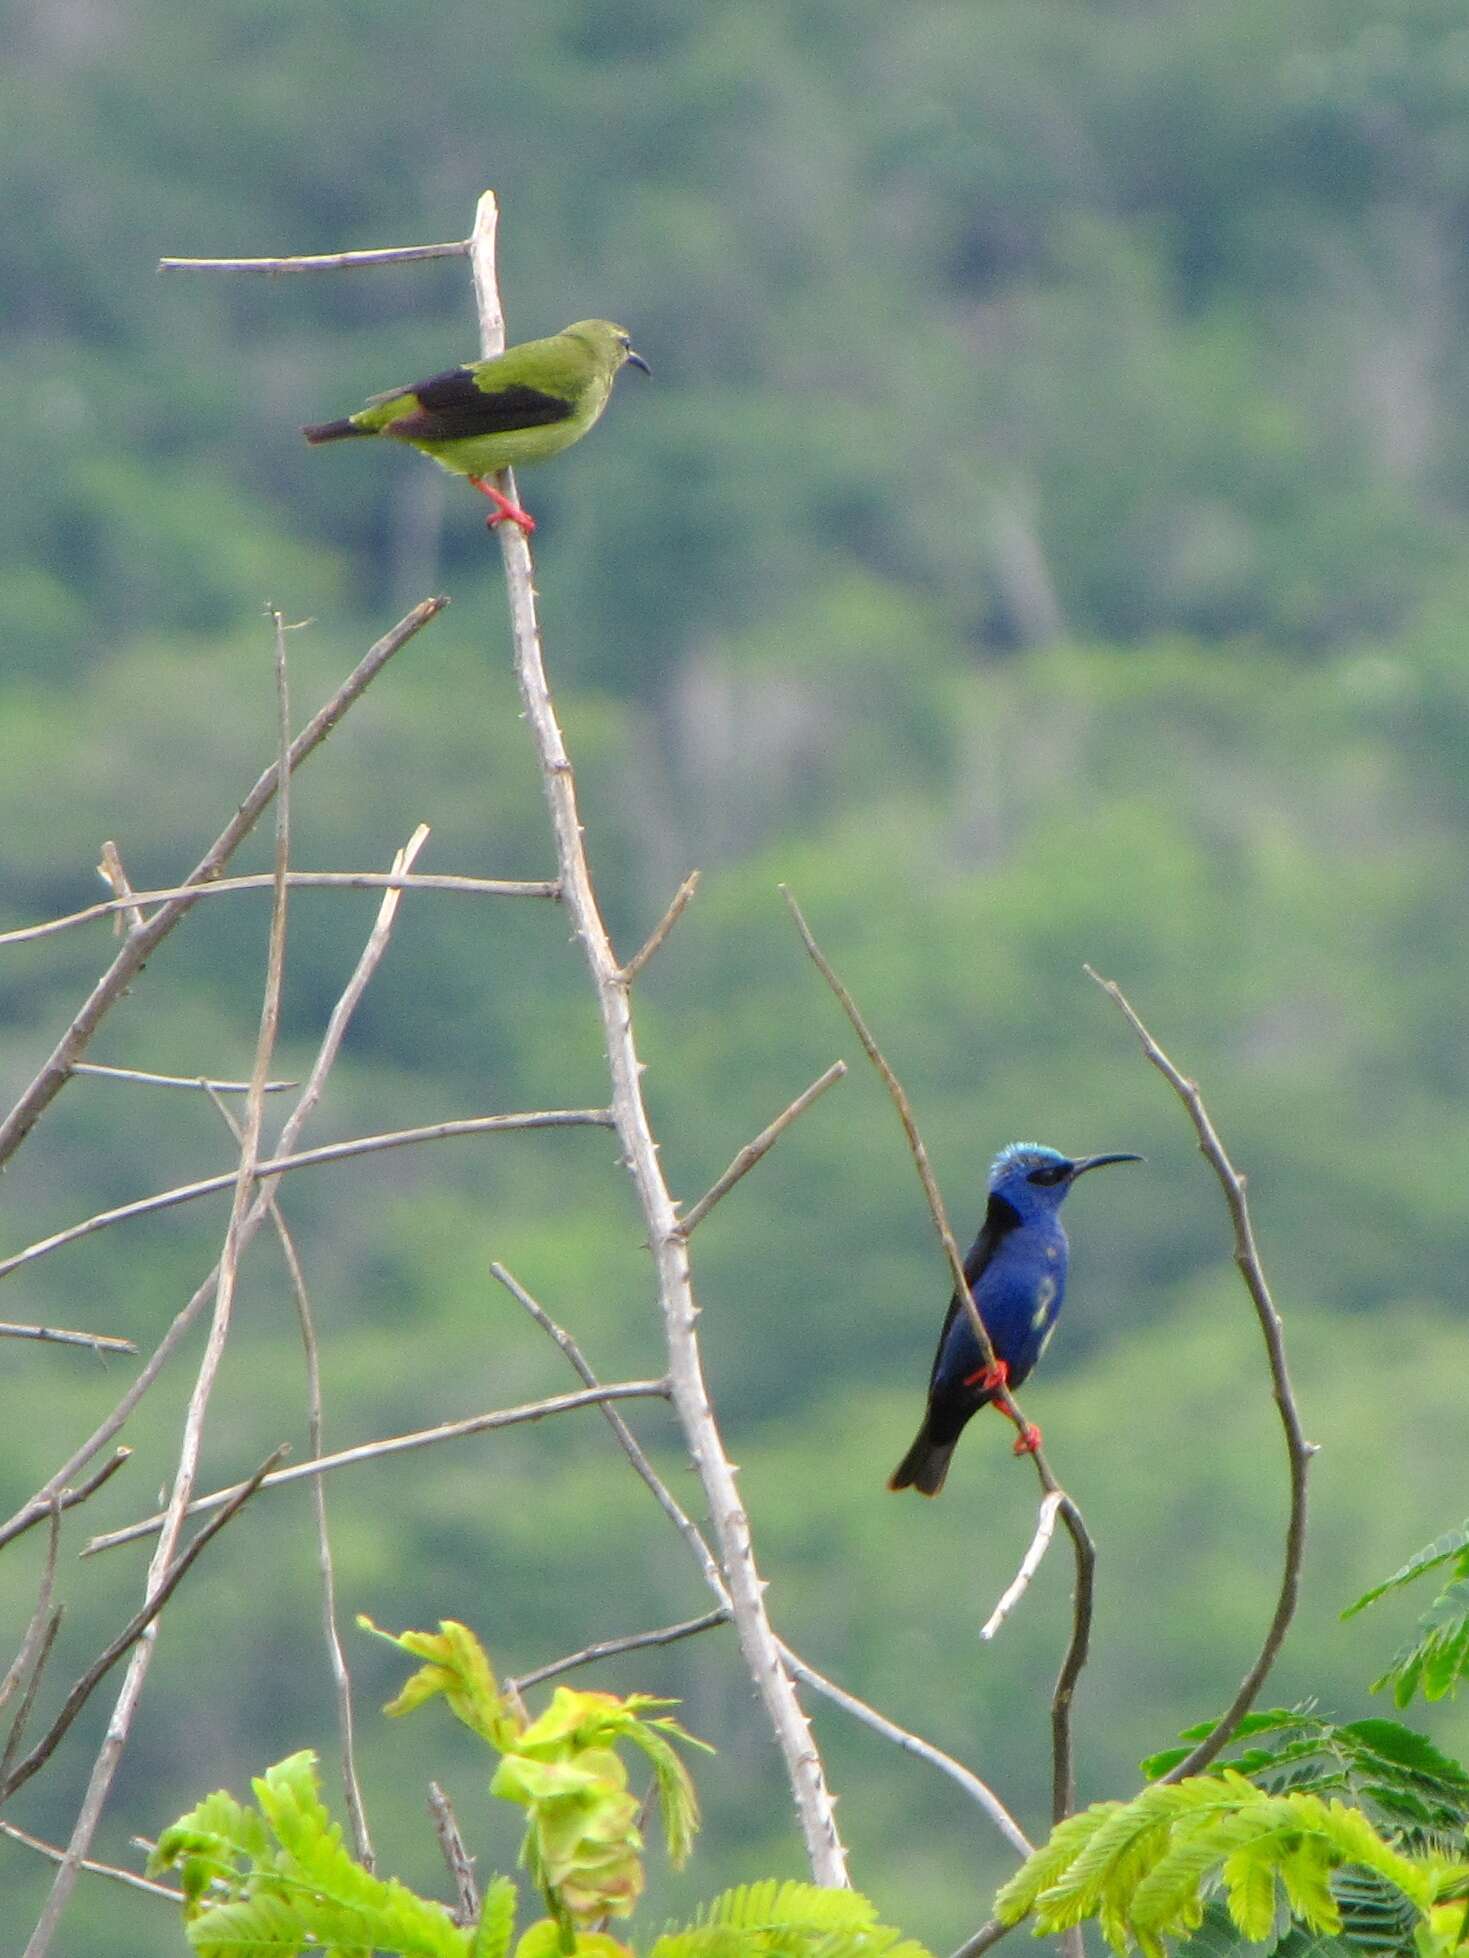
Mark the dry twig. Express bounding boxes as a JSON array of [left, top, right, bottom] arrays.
[[428, 1782, 479, 1925], [0, 1322, 135, 1354], [0, 1820, 180, 1902], [622, 870, 701, 982], [0, 868, 555, 948], [677, 1060, 847, 1236], [507, 1611, 732, 1695], [85, 1379, 672, 1555], [1086, 966, 1313, 1778]]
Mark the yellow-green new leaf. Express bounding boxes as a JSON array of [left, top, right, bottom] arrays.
[[361, 1616, 519, 1748]]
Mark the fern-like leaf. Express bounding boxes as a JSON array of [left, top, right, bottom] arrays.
[[1370, 1580, 1469, 1708], [1343, 1530, 1469, 1620], [474, 1876, 518, 1958]]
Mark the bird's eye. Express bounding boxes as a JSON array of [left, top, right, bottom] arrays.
[[618, 334, 631, 349], [1027, 1164, 1069, 1186]]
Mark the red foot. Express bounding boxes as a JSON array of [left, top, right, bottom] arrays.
[[469, 476, 536, 535], [963, 1358, 1010, 1393], [1012, 1424, 1042, 1457]]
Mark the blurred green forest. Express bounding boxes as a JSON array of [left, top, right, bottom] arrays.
[[4, 0, 1469, 1950]]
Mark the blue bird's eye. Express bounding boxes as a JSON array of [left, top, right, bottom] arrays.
[[1027, 1163, 1069, 1186]]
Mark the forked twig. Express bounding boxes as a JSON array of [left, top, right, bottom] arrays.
[[782, 887, 1096, 1825], [1086, 966, 1313, 1778], [0, 594, 445, 1172], [3, 1446, 286, 1809], [72, 1062, 295, 1093]]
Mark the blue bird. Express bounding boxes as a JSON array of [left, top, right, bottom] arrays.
[[888, 1142, 1140, 1496]]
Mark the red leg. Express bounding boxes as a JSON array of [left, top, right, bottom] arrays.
[[468, 476, 536, 535], [963, 1357, 1010, 1393], [1011, 1424, 1042, 1457]]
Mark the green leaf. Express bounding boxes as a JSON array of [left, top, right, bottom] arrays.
[[1370, 1583, 1469, 1708], [1344, 1529, 1469, 1619], [474, 1877, 519, 1958]]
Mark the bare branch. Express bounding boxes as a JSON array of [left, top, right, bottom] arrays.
[[0, 869, 556, 948], [160, 240, 469, 274], [782, 886, 1096, 1822], [0, 1109, 614, 1284], [3, 1447, 286, 1810], [470, 190, 847, 1885], [0, 1506, 62, 1723], [1086, 966, 1313, 1780], [981, 1493, 1063, 1643], [0, 594, 446, 1171], [677, 1060, 847, 1236], [0, 1450, 133, 1554], [0, 1322, 135, 1355], [0, 1820, 181, 1902], [507, 1611, 732, 1695], [0, 1610, 63, 1789], [427, 1783, 479, 1926], [205, 1079, 377, 1868], [84, 1380, 673, 1556], [622, 870, 701, 982], [775, 1641, 1033, 1860], [72, 1063, 295, 1094]]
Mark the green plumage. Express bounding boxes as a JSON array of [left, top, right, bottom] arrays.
[[303, 319, 648, 525]]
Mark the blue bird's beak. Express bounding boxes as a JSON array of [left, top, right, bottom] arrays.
[[1070, 1151, 1143, 1179], [626, 349, 651, 375]]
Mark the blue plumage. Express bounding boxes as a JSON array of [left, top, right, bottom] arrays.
[[888, 1142, 1140, 1496]]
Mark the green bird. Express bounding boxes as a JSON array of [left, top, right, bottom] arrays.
[[303, 319, 650, 534]]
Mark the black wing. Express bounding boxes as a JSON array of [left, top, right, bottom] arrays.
[[925, 1190, 1022, 1392], [387, 367, 575, 443]]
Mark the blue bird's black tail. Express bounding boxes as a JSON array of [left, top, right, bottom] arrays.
[[888, 1420, 959, 1497]]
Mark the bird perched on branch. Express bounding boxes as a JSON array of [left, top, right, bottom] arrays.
[[889, 1142, 1140, 1496], [303, 319, 650, 535]]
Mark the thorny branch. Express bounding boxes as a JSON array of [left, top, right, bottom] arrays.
[[1086, 966, 1313, 1779], [468, 188, 848, 1886]]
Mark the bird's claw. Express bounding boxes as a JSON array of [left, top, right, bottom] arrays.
[[1012, 1424, 1042, 1457], [469, 476, 537, 535], [963, 1358, 1010, 1393]]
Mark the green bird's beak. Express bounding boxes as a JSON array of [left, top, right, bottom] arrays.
[[626, 349, 651, 375]]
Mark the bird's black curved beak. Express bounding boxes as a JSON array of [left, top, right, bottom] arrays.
[[1070, 1152, 1143, 1179], [626, 349, 651, 375]]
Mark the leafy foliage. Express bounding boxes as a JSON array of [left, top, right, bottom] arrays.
[[1343, 1526, 1469, 1708], [992, 1770, 1469, 1958], [150, 1742, 931, 1958], [366, 1619, 707, 1938], [150, 1749, 472, 1957], [647, 1880, 932, 1958], [1141, 1710, 1469, 1854]]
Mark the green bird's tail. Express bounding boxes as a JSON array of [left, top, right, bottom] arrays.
[[302, 417, 372, 444]]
